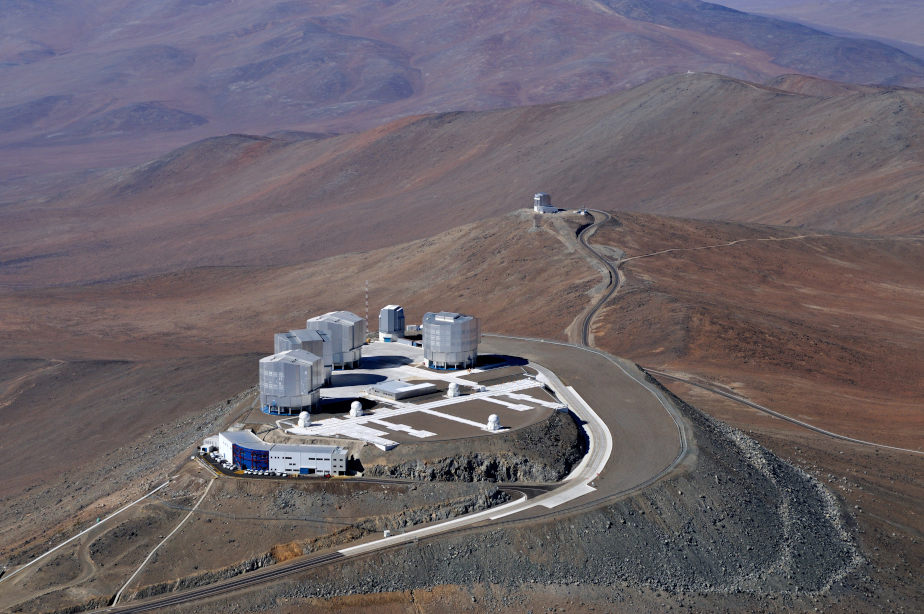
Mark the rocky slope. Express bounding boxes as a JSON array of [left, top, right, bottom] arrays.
[[162, 380, 864, 613], [363, 410, 587, 483]]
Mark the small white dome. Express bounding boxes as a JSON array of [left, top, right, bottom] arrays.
[[487, 414, 501, 431], [350, 401, 364, 417], [447, 382, 461, 398], [297, 411, 310, 427]]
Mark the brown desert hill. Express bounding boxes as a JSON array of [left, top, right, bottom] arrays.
[[713, 0, 924, 48], [0, 211, 598, 482], [3, 0, 924, 179], [0, 209, 921, 612], [2, 73, 923, 290], [599, 0, 924, 85], [586, 212, 924, 449], [0, 210, 598, 557]]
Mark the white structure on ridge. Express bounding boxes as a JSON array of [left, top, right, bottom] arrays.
[[259, 349, 325, 414], [422, 311, 480, 370], [378, 305, 405, 341], [305, 311, 367, 369], [487, 414, 501, 431], [533, 192, 558, 214]]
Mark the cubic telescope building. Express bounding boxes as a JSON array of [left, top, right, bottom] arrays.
[[422, 311, 480, 369], [259, 349, 325, 415], [274, 328, 331, 383], [305, 311, 367, 369]]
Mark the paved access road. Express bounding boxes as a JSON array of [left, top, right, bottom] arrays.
[[480, 336, 688, 511]]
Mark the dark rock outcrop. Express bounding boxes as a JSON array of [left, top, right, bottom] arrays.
[[362, 410, 587, 483]]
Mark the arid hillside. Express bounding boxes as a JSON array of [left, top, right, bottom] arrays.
[[586, 212, 924, 450], [714, 0, 924, 48], [2, 73, 922, 291], [3, 0, 923, 178], [0, 211, 597, 501], [0, 209, 920, 612], [1, 208, 920, 499]]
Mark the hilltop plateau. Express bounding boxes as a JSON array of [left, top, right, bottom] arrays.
[[2, 0, 924, 178], [1, 210, 919, 611]]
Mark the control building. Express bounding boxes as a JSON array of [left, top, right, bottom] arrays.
[[533, 192, 558, 214], [259, 349, 325, 415], [305, 311, 366, 369], [422, 311, 480, 369], [214, 431, 347, 475], [378, 305, 405, 341], [268, 444, 347, 476], [274, 328, 331, 382]]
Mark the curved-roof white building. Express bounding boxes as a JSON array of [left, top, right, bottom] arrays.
[[305, 311, 367, 369], [422, 311, 480, 370], [259, 349, 325, 414]]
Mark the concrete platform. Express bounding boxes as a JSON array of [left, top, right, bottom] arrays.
[[278, 342, 556, 449]]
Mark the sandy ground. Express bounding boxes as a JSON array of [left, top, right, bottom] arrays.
[[0, 209, 920, 611]]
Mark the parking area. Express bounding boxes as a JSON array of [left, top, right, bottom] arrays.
[[199, 451, 331, 479]]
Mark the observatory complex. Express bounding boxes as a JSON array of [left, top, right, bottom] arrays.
[[305, 311, 367, 369], [202, 302, 563, 474], [422, 311, 480, 369], [259, 349, 325, 415]]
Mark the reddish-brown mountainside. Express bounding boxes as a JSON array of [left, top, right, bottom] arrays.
[[1, 73, 921, 289], [588, 212, 924, 449], [2, 0, 923, 178], [0, 209, 919, 611], [714, 0, 924, 48]]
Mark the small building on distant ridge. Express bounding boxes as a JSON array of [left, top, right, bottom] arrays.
[[533, 192, 558, 214]]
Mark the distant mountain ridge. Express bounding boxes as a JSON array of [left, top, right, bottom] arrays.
[[2, 0, 924, 178], [600, 0, 924, 85], [1, 72, 921, 290], [712, 0, 924, 48]]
